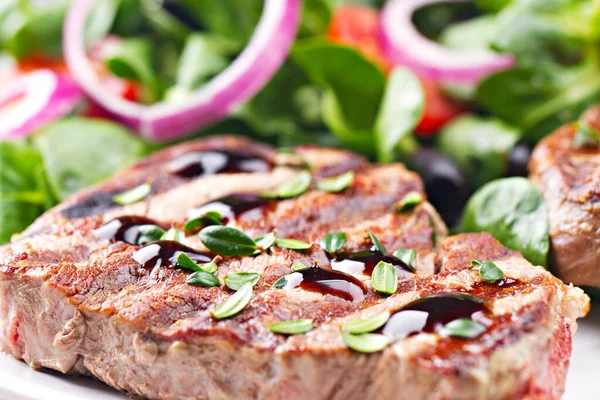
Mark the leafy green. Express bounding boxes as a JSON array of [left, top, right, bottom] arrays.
[[264, 171, 312, 199], [0, 141, 45, 243], [160, 228, 184, 242], [113, 183, 152, 205], [212, 282, 253, 319], [292, 260, 308, 271], [200, 226, 257, 257], [254, 231, 276, 251], [34, 118, 147, 201], [269, 319, 314, 335], [275, 238, 312, 250], [374, 67, 424, 162], [392, 249, 417, 269], [186, 270, 221, 287], [105, 37, 162, 104], [225, 272, 261, 291], [397, 191, 423, 211], [462, 177, 549, 266], [137, 224, 166, 245], [371, 261, 398, 295], [341, 330, 390, 353], [166, 33, 230, 101], [477, 53, 600, 142], [436, 115, 520, 190], [319, 231, 347, 253], [368, 232, 387, 254], [292, 41, 385, 152], [438, 318, 487, 339], [342, 312, 391, 335], [479, 261, 504, 282], [314, 171, 354, 193]]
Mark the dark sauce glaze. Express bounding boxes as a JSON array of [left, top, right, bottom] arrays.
[[93, 216, 162, 245], [167, 150, 272, 178], [132, 240, 211, 269], [289, 267, 368, 302], [60, 191, 120, 219], [332, 247, 414, 275], [191, 193, 274, 224], [380, 293, 488, 340]]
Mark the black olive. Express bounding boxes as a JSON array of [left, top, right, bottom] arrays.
[[506, 142, 532, 178], [405, 148, 469, 227]]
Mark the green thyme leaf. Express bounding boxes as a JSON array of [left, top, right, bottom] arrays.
[[342, 312, 390, 334], [264, 171, 311, 199], [269, 319, 314, 335], [225, 272, 261, 291], [314, 171, 354, 193], [198, 262, 218, 274], [397, 191, 423, 211], [371, 261, 398, 295], [341, 330, 391, 353], [292, 260, 308, 271], [112, 183, 151, 205], [573, 120, 600, 148], [184, 211, 223, 231], [438, 318, 486, 339], [470, 260, 482, 267], [136, 225, 165, 245], [392, 249, 416, 268], [272, 276, 287, 288], [177, 252, 202, 272], [212, 282, 253, 319], [199, 226, 257, 256], [479, 261, 504, 282], [319, 231, 347, 253], [275, 238, 312, 250], [161, 228, 185, 242], [254, 231, 276, 250], [186, 270, 221, 287], [368, 232, 387, 254]]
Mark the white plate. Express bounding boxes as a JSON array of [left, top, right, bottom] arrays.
[[0, 308, 597, 400]]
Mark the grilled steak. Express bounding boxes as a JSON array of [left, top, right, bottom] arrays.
[[529, 105, 600, 289], [0, 136, 589, 400]]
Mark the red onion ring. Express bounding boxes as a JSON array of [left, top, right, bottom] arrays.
[[379, 0, 514, 85], [63, 0, 300, 141], [0, 69, 83, 139]]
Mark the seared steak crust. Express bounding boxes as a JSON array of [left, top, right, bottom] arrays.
[[529, 105, 600, 288], [0, 136, 588, 400]]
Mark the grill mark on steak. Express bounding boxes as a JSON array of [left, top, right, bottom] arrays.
[[0, 136, 590, 400]]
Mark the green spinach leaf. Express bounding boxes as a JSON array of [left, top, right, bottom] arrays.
[[462, 177, 549, 266]]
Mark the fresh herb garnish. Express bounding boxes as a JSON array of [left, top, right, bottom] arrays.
[[291, 260, 308, 271], [112, 183, 151, 205], [199, 226, 257, 256], [573, 120, 600, 147], [368, 232, 387, 254], [371, 261, 398, 295], [396, 191, 423, 211], [314, 171, 354, 193], [342, 312, 391, 335], [341, 330, 391, 353], [186, 271, 221, 287], [263, 171, 311, 199], [184, 211, 223, 231], [198, 262, 218, 274], [136, 225, 165, 245], [269, 319, 314, 335], [254, 231, 276, 250], [470, 260, 482, 267], [392, 249, 416, 268], [272, 276, 287, 288], [225, 272, 261, 291], [275, 238, 312, 250], [438, 318, 487, 339], [479, 261, 504, 282], [212, 282, 253, 319], [319, 231, 347, 253], [177, 253, 219, 274], [161, 228, 184, 242]]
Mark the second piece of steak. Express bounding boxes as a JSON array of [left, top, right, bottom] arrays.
[[530, 105, 600, 289], [0, 136, 589, 400]]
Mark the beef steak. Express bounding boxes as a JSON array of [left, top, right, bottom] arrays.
[[0, 136, 589, 399]]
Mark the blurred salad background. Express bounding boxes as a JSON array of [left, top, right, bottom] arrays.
[[1, 0, 600, 268]]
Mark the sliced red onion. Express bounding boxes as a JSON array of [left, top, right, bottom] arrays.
[[379, 0, 514, 85], [0, 69, 83, 139], [63, 0, 301, 141]]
